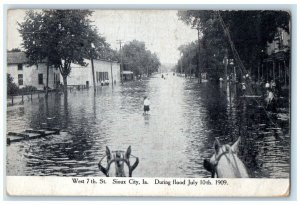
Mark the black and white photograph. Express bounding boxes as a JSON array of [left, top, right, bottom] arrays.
[[5, 8, 292, 196]]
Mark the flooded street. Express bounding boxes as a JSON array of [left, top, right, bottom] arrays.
[[6, 74, 290, 178]]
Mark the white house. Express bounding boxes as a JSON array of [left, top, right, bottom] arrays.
[[7, 52, 61, 90], [7, 52, 121, 90], [67, 59, 121, 87]]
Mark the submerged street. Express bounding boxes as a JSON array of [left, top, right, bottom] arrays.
[[7, 74, 290, 178]]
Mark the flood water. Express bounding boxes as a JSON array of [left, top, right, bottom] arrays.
[[6, 74, 290, 178]]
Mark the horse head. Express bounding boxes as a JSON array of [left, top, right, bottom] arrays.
[[98, 146, 139, 177], [203, 137, 249, 178]]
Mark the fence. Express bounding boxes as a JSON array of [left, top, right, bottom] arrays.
[[7, 89, 60, 106]]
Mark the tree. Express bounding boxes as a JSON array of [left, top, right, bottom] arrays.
[[18, 11, 52, 95], [122, 40, 160, 77], [178, 10, 290, 80], [19, 9, 98, 94], [7, 74, 18, 96], [176, 36, 228, 81], [177, 42, 198, 76], [83, 27, 110, 92], [8, 48, 22, 52]]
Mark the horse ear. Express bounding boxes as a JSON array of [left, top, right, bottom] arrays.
[[214, 138, 221, 153], [106, 146, 111, 160], [125, 146, 131, 159], [231, 137, 241, 153]]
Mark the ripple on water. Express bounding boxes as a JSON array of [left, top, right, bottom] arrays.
[[7, 76, 290, 178]]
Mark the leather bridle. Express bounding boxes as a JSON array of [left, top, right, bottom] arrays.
[[98, 152, 139, 177], [205, 146, 235, 178]]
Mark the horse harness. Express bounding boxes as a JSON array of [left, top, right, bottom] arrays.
[[98, 151, 139, 177], [210, 146, 241, 178]]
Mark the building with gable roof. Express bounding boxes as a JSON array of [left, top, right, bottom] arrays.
[[7, 51, 61, 90], [7, 51, 121, 90]]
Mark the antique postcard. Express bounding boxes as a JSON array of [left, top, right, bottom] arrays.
[[5, 9, 291, 196]]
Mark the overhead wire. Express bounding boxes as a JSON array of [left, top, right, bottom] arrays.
[[216, 11, 280, 128]]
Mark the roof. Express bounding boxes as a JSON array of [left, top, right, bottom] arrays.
[[121, 71, 134, 75], [7, 52, 28, 64], [95, 58, 120, 64], [7, 51, 120, 65], [263, 50, 289, 62]]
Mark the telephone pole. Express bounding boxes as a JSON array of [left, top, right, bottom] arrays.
[[91, 43, 96, 92], [197, 27, 202, 83], [180, 52, 183, 75], [192, 23, 202, 83], [223, 49, 229, 85], [117, 40, 123, 84]]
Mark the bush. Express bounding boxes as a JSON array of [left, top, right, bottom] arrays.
[[19, 86, 37, 94], [7, 74, 38, 95], [7, 74, 18, 96]]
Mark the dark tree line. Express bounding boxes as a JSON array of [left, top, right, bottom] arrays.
[[177, 10, 290, 81]]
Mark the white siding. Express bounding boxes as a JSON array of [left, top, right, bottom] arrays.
[[67, 59, 120, 87], [67, 62, 92, 86], [7, 63, 60, 90], [7, 59, 119, 90], [93, 60, 120, 85]]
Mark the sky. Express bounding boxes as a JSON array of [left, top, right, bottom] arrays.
[[7, 10, 198, 65]]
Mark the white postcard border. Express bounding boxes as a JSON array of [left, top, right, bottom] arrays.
[[7, 177, 289, 197]]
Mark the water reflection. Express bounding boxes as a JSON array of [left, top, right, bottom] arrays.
[[7, 75, 290, 178]]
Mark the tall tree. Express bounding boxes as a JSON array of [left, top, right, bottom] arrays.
[[18, 10, 52, 95], [122, 40, 160, 77]]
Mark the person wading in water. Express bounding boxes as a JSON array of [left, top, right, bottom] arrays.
[[143, 96, 150, 115]]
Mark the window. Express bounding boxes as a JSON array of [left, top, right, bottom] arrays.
[[38, 74, 43, 85], [96, 72, 109, 82], [18, 64, 23, 70], [18, 74, 23, 86]]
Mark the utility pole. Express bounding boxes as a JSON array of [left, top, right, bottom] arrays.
[[180, 52, 183, 75], [192, 24, 202, 83], [110, 61, 114, 87], [117, 40, 123, 84], [91, 43, 96, 93], [189, 61, 192, 79], [192, 21, 202, 83], [197, 27, 202, 83], [147, 66, 149, 77], [46, 57, 49, 97], [91, 58, 96, 92], [223, 49, 229, 85]]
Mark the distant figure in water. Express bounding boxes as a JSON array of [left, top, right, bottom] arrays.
[[266, 89, 276, 112], [265, 81, 270, 89], [143, 96, 150, 115], [266, 89, 274, 103], [241, 83, 246, 96]]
